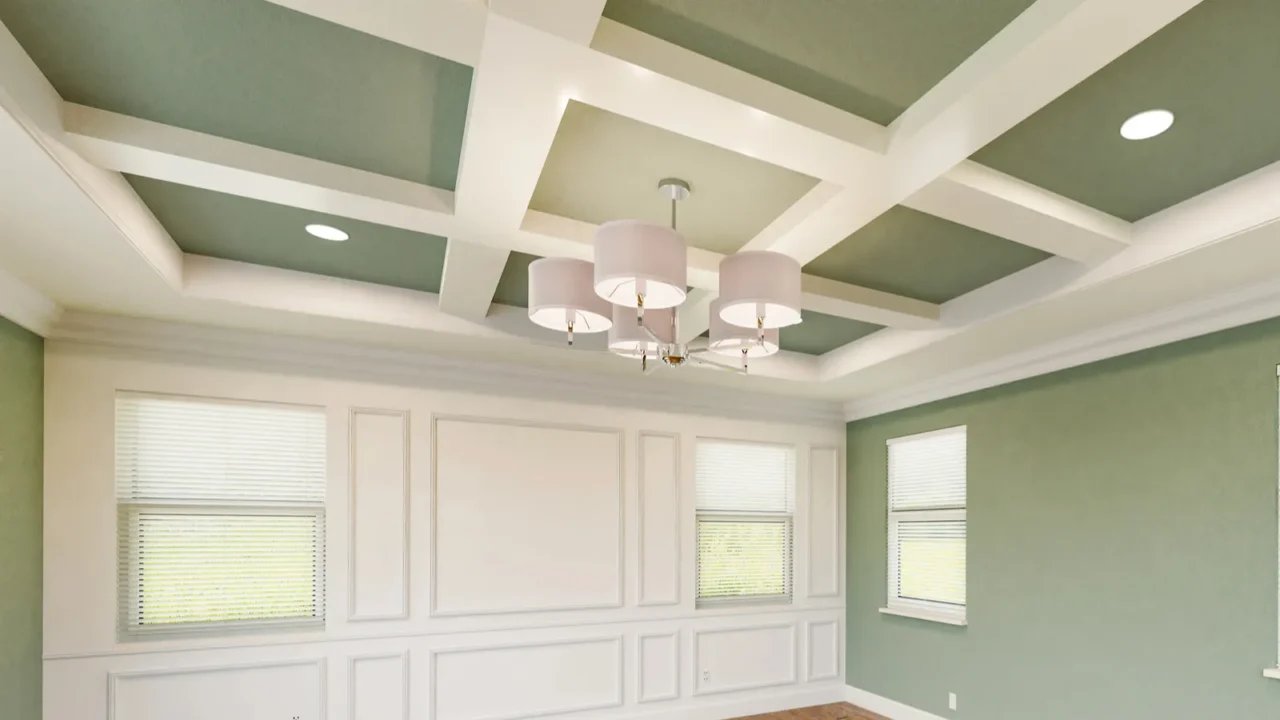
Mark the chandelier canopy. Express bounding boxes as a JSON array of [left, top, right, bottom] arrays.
[[526, 178, 800, 374]]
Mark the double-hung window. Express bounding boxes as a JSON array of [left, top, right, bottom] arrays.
[[116, 393, 327, 638], [884, 426, 967, 625], [695, 439, 795, 606]]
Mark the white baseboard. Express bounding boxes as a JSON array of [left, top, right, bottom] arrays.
[[844, 685, 948, 720], [619, 685, 845, 720]]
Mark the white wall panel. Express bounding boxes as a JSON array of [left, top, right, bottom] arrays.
[[638, 433, 680, 606], [807, 446, 841, 598], [637, 632, 680, 703], [693, 624, 797, 696], [806, 620, 839, 682], [349, 653, 408, 720], [109, 660, 324, 720], [432, 638, 623, 720], [432, 418, 623, 615], [349, 409, 410, 621]]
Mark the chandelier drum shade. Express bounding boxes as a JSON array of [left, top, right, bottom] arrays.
[[527, 257, 612, 344], [609, 305, 675, 358], [708, 298, 779, 357], [592, 220, 687, 310], [525, 177, 802, 376], [717, 251, 803, 330]]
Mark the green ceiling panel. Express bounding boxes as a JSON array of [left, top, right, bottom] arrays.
[[0, 0, 470, 189], [780, 311, 881, 356], [973, 0, 1280, 221], [804, 205, 1049, 304], [128, 176, 449, 294], [602, 0, 1036, 125], [532, 102, 817, 254]]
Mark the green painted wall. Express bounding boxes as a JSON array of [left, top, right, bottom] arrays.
[[847, 318, 1280, 718], [0, 316, 42, 720]]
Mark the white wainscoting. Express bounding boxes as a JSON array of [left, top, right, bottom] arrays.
[[805, 620, 840, 682], [431, 416, 625, 617], [807, 446, 841, 599], [638, 433, 681, 607], [42, 348, 845, 720], [348, 409, 411, 621], [432, 637, 624, 720], [348, 652, 408, 720], [693, 623, 798, 696], [107, 659, 326, 720], [637, 631, 681, 703]]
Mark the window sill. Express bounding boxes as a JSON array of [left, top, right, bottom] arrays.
[[879, 605, 967, 627], [1264, 668, 1280, 681]]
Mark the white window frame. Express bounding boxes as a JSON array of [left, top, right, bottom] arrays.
[[115, 392, 327, 640], [882, 426, 968, 626], [694, 438, 795, 608], [1271, 368, 1280, 679]]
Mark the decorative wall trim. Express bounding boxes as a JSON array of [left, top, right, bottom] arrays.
[[46, 312, 844, 426], [637, 431, 681, 607], [843, 685, 948, 720], [0, 263, 61, 336], [428, 636, 624, 720], [636, 631, 681, 704], [804, 620, 839, 682], [691, 623, 798, 697], [347, 407, 412, 622], [846, 272, 1280, 420], [347, 651, 410, 720], [106, 658, 327, 720], [620, 686, 846, 720], [806, 445, 841, 599], [428, 415, 626, 617]]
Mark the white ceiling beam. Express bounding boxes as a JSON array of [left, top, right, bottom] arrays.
[[437, 241, 511, 319], [62, 103, 457, 238], [0, 22, 184, 291], [262, 0, 485, 66], [182, 255, 514, 339], [488, 0, 607, 45], [747, 0, 1203, 265], [441, 10, 606, 320], [676, 288, 716, 345], [0, 261, 61, 336], [903, 161, 1131, 264]]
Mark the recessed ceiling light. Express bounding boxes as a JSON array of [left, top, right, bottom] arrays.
[[1120, 109, 1174, 140], [305, 224, 349, 241]]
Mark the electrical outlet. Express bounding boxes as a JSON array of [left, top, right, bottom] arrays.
[[701, 670, 711, 683], [948, 693, 957, 711]]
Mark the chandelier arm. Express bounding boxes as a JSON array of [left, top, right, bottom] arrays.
[[640, 322, 666, 346], [689, 354, 747, 375]]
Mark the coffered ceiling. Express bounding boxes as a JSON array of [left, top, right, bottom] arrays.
[[2, 0, 1279, 416]]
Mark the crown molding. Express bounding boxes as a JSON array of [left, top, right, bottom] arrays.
[[845, 273, 1280, 421], [0, 264, 60, 336], [48, 312, 844, 428]]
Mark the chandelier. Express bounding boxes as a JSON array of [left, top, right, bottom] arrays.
[[527, 179, 802, 374]]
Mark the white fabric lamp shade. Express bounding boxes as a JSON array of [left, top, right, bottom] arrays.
[[609, 305, 675, 358], [593, 220, 687, 309], [717, 251, 803, 329], [708, 298, 779, 357], [528, 257, 612, 334]]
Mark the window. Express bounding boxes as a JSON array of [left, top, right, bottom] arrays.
[[116, 393, 327, 637], [695, 439, 795, 605], [885, 426, 967, 625]]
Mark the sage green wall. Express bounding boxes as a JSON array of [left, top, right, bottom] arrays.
[[847, 318, 1280, 718], [0, 316, 42, 720]]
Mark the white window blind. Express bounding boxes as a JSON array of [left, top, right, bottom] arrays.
[[695, 440, 794, 605], [115, 393, 327, 637], [886, 426, 967, 623]]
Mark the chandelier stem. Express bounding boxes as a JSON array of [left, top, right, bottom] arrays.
[[741, 347, 749, 371], [567, 320, 575, 346]]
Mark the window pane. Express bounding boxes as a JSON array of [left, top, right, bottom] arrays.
[[122, 511, 324, 629], [888, 427, 966, 511], [695, 441, 794, 514], [697, 518, 790, 600], [895, 520, 966, 606]]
